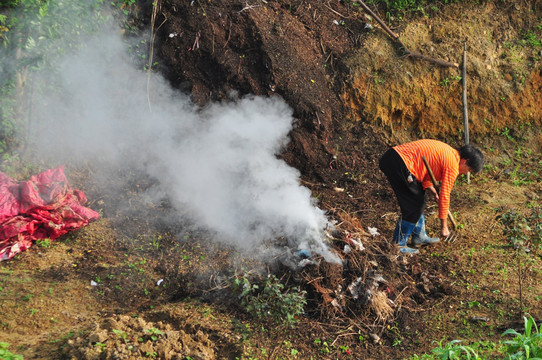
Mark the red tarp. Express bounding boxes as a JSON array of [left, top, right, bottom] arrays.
[[0, 166, 99, 260]]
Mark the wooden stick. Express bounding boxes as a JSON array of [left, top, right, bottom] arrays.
[[422, 156, 458, 229], [462, 43, 469, 144], [355, 0, 458, 68], [462, 42, 471, 183], [355, 0, 400, 40]]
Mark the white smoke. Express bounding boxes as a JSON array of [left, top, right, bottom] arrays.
[[22, 20, 340, 265]]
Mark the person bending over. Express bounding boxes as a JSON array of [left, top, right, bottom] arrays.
[[379, 139, 484, 254]]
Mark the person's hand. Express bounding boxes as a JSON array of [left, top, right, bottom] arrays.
[[441, 225, 450, 238], [427, 185, 439, 200]]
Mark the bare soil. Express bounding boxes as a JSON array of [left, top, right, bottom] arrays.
[[1, 1, 541, 359]]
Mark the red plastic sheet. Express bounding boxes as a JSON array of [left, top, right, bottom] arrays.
[[0, 166, 99, 260]]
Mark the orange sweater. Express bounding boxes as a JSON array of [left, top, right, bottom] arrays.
[[394, 139, 460, 219]]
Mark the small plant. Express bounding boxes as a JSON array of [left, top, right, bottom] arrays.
[[145, 327, 163, 342], [339, 344, 351, 354], [112, 329, 128, 342], [499, 208, 542, 250], [314, 338, 334, 354], [94, 342, 106, 352], [439, 75, 462, 88], [431, 339, 480, 359], [500, 127, 515, 141], [377, 0, 427, 21], [522, 30, 542, 48], [36, 238, 52, 248], [502, 315, 542, 359], [150, 235, 161, 250], [0, 342, 24, 360], [111, 0, 136, 16], [231, 272, 307, 328]]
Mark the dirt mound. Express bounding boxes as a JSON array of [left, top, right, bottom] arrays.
[[62, 305, 241, 360], [153, 0, 366, 178]]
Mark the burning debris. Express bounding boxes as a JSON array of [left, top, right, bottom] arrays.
[[295, 215, 404, 326]]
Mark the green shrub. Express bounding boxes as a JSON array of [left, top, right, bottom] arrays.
[[0, 342, 24, 360], [232, 272, 307, 328], [0, 0, 107, 155]]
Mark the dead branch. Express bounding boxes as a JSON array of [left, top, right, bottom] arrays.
[[355, 0, 459, 68], [324, 3, 346, 18], [237, 2, 261, 13]]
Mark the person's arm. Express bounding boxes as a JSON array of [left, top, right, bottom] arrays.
[[427, 185, 439, 200], [440, 217, 450, 237], [437, 167, 458, 220], [425, 175, 449, 236], [437, 164, 458, 238]]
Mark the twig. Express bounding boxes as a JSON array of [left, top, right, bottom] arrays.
[[305, 276, 325, 285], [188, 31, 200, 51], [238, 2, 261, 13], [331, 332, 358, 346], [224, 19, 232, 48], [319, 38, 326, 54], [355, 0, 458, 68], [324, 3, 346, 18], [210, 24, 215, 54], [356, 0, 399, 40]]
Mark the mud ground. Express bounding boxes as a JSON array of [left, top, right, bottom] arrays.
[[1, 0, 541, 359]]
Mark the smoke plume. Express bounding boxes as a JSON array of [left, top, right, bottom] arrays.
[[13, 12, 340, 265]]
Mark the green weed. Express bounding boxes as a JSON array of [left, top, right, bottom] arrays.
[[94, 342, 106, 352], [112, 329, 128, 341], [314, 338, 334, 354], [145, 327, 163, 342], [0, 342, 24, 360], [232, 272, 307, 328], [502, 315, 542, 359], [36, 238, 52, 248], [522, 30, 542, 49], [408, 316, 542, 359], [431, 339, 480, 359], [499, 208, 542, 250]]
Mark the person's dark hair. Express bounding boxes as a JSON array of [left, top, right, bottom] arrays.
[[458, 144, 484, 173]]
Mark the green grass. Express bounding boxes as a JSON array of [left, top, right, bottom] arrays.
[[407, 315, 542, 359]]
